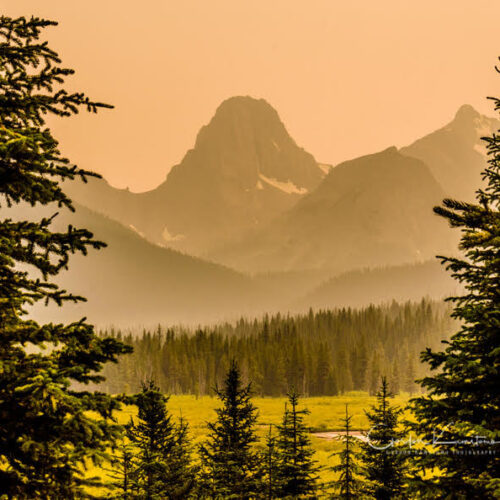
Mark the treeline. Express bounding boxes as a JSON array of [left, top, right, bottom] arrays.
[[98, 299, 455, 397]]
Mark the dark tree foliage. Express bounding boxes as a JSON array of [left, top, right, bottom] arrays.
[[275, 390, 319, 498], [99, 300, 453, 397], [106, 435, 135, 499], [360, 377, 407, 499], [331, 405, 363, 499], [410, 66, 500, 498], [260, 425, 279, 500], [0, 15, 130, 498], [127, 380, 195, 499], [199, 360, 261, 498]]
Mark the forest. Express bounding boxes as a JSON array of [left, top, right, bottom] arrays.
[[98, 300, 454, 397]]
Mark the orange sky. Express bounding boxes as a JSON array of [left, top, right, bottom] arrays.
[[3, 1, 500, 192]]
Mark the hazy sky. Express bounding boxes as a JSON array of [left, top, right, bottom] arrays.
[[3, 1, 500, 191]]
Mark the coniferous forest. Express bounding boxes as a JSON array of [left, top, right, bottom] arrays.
[[98, 300, 454, 397], [0, 11, 499, 500]]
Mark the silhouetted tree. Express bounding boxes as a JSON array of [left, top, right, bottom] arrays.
[[411, 67, 500, 498], [275, 390, 319, 497], [199, 361, 260, 497], [260, 425, 279, 499], [331, 405, 363, 499], [360, 377, 407, 499], [128, 381, 195, 499], [106, 434, 135, 499], [0, 15, 130, 498]]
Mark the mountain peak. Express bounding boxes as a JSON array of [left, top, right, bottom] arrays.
[[154, 95, 324, 254], [215, 95, 278, 116], [198, 95, 285, 144], [453, 104, 480, 123], [185, 95, 323, 191], [402, 103, 500, 201]]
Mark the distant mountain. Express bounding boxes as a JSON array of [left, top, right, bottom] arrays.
[[18, 203, 265, 327], [209, 147, 455, 273], [402, 104, 500, 201], [65, 96, 324, 256], [296, 260, 458, 311]]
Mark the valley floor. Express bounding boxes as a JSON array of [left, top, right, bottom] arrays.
[[90, 392, 413, 495]]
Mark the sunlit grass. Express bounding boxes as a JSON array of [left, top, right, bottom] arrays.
[[87, 392, 413, 495]]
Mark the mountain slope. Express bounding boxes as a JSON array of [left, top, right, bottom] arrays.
[[65, 96, 324, 256], [401, 104, 500, 201], [296, 260, 458, 311], [210, 147, 455, 273], [18, 203, 264, 327]]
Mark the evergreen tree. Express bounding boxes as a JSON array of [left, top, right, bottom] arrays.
[[275, 390, 319, 498], [388, 362, 400, 396], [331, 405, 363, 499], [106, 434, 136, 499], [411, 71, 500, 498], [403, 354, 417, 396], [0, 15, 130, 498], [169, 416, 197, 498], [368, 352, 382, 396], [128, 380, 195, 499], [260, 425, 279, 500], [360, 377, 407, 499], [354, 342, 369, 391], [337, 348, 353, 394], [199, 360, 260, 498]]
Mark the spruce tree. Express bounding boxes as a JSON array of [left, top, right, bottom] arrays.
[[275, 390, 319, 498], [411, 69, 500, 498], [331, 405, 363, 499], [0, 15, 130, 498], [106, 434, 136, 499], [360, 377, 407, 499], [168, 416, 197, 499], [127, 380, 195, 499], [199, 360, 260, 498], [260, 425, 279, 500]]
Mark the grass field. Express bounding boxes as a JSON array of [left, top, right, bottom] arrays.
[[89, 392, 413, 494]]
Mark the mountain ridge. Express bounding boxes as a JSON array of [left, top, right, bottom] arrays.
[[208, 146, 455, 273], [64, 96, 324, 256], [401, 103, 500, 200]]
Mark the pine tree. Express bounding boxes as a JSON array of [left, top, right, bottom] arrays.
[[403, 353, 417, 396], [128, 380, 195, 499], [368, 352, 382, 396], [106, 434, 136, 499], [410, 68, 500, 498], [275, 390, 319, 498], [199, 360, 260, 497], [388, 362, 400, 396], [0, 15, 131, 498], [260, 425, 279, 500], [168, 416, 197, 499], [360, 377, 407, 499], [331, 405, 363, 499]]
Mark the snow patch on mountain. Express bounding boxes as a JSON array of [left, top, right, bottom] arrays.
[[258, 174, 308, 195], [162, 227, 185, 243], [318, 163, 332, 175], [474, 116, 494, 139], [129, 224, 145, 238], [473, 116, 496, 155], [474, 143, 488, 156]]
